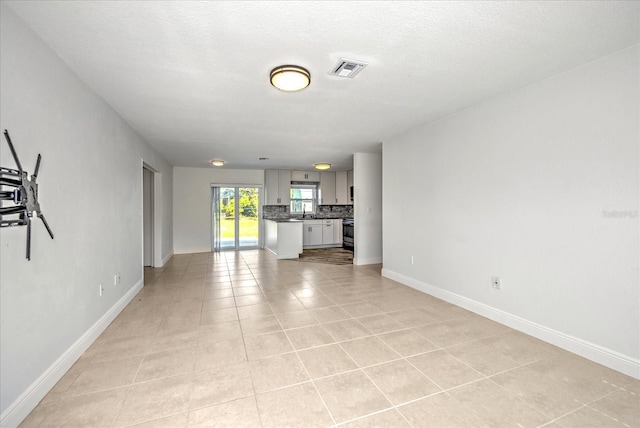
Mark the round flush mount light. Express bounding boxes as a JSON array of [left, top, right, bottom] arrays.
[[314, 162, 331, 170], [210, 159, 225, 167], [270, 65, 310, 92]]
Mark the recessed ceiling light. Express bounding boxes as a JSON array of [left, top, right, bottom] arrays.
[[314, 162, 331, 170], [210, 159, 225, 166], [270, 65, 310, 92]]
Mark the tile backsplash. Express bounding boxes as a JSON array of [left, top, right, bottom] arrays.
[[262, 205, 290, 220], [316, 205, 353, 218], [263, 205, 353, 219]]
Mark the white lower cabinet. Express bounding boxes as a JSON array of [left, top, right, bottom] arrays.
[[322, 220, 334, 244], [303, 219, 343, 248], [303, 221, 323, 246], [333, 219, 343, 244]]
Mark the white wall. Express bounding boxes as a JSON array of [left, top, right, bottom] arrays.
[[354, 153, 383, 265], [173, 167, 264, 254], [382, 46, 639, 377], [0, 5, 173, 424]]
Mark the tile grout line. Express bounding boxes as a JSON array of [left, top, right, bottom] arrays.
[[277, 303, 339, 427], [245, 252, 266, 428], [534, 377, 637, 428], [114, 256, 192, 426]]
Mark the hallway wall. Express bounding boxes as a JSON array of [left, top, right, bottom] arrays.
[[0, 5, 173, 424]]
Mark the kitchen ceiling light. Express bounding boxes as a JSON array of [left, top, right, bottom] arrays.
[[210, 159, 225, 166], [314, 162, 331, 170], [270, 65, 310, 92]]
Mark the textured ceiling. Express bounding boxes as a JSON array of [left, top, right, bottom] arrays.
[[5, 1, 639, 170]]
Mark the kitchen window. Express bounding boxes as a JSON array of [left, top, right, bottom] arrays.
[[290, 184, 316, 214]]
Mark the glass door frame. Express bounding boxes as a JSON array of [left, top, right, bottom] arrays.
[[211, 184, 263, 251]]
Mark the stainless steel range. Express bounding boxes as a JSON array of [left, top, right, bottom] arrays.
[[342, 218, 354, 251]]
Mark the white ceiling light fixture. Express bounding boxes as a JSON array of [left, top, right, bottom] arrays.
[[314, 162, 331, 170], [210, 159, 225, 166], [270, 65, 310, 92]]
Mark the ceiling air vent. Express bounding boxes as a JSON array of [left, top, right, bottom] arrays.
[[329, 58, 368, 78]]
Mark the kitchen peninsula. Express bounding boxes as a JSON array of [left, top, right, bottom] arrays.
[[264, 219, 303, 259]]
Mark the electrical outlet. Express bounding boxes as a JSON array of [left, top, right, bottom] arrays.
[[410, 256, 414, 265], [114, 272, 121, 286], [99, 284, 104, 296], [491, 276, 501, 290]]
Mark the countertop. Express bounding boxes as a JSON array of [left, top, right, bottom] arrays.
[[263, 217, 346, 221]]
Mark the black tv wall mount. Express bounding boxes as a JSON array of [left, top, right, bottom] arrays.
[[1, 129, 54, 260]]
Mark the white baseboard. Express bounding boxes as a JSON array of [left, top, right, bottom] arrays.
[[277, 253, 300, 260], [161, 251, 174, 266], [0, 279, 144, 428], [354, 256, 382, 266], [381, 268, 640, 380], [173, 247, 211, 255]]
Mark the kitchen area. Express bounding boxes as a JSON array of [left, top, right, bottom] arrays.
[[172, 152, 380, 266], [262, 168, 355, 261]]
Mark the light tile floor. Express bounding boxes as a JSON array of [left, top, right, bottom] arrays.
[[20, 250, 639, 427]]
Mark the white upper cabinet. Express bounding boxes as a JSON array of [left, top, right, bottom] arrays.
[[278, 170, 291, 205], [291, 171, 320, 182], [335, 171, 349, 205], [319, 171, 336, 205], [265, 170, 278, 205], [265, 169, 291, 205]]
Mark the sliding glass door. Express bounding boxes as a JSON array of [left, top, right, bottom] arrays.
[[212, 186, 260, 251]]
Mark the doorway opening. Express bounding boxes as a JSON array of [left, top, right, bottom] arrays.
[[212, 186, 261, 251], [143, 167, 154, 267], [142, 163, 162, 269]]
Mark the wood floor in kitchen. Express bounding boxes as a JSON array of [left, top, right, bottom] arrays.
[[297, 247, 354, 265]]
